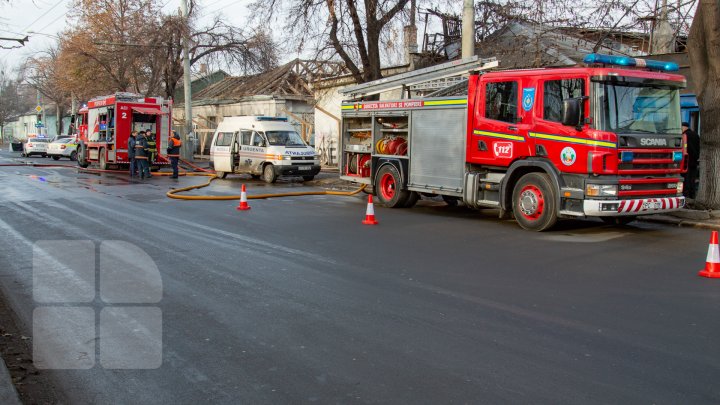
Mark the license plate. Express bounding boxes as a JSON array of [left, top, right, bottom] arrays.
[[643, 201, 662, 210], [298, 166, 311, 171]]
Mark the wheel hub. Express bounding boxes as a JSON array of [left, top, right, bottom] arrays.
[[519, 186, 544, 219]]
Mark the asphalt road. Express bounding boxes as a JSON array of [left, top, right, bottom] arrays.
[[0, 150, 718, 404]]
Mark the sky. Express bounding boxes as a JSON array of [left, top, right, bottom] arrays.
[[0, 0, 258, 72]]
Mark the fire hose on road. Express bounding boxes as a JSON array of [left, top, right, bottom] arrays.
[[1, 160, 367, 201]]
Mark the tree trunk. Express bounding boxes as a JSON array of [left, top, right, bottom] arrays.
[[56, 106, 62, 136], [688, 1, 720, 209]]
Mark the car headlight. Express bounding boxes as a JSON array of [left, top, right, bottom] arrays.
[[586, 184, 618, 197]]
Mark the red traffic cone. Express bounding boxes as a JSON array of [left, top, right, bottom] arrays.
[[236, 184, 251, 211], [362, 194, 378, 225], [699, 231, 720, 278]]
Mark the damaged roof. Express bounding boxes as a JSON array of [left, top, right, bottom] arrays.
[[191, 59, 348, 106]]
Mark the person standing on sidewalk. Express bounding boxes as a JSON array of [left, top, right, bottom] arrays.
[[128, 131, 138, 177], [683, 122, 700, 199], [135, 131, 152, 179], [167, 131, 182, 178]]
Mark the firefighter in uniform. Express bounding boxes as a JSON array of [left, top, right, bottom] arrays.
[[128, 131, 138, 177], [135, 130, 152, 178], [146, 132, 157, 166], [167, 131, 182, 178]]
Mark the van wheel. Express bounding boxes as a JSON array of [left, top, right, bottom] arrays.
[[215, 171, 227, 179], [512, 172, 557, 231], [70, 151, 77, 161], [263, 164, 277, 183], [52, 156, 60, 161]]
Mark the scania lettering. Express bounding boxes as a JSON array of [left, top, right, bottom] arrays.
[[209, 116, 320, 183], [339, 54, 687, 231]]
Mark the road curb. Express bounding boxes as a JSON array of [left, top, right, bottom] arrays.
[[638, 215, 720, 230], [0, 357, 21, 405]]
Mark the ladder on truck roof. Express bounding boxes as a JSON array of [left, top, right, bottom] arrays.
[[339, 55, 499, 99]]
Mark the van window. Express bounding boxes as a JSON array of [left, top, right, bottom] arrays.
[[485, 81, 518, 123], [241, 130, 252, 145], [265, 131, 305, 146], [251, 132, 265, 147], [544, 79, 585, 122], [215, 132, 234, 146]]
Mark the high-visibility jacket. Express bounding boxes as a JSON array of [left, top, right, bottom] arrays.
[[167, 136, 182, 157]]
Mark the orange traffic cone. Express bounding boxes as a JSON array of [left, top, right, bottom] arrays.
[[362, 194, 378, 225], [699, 231, 720, 278], [236, 184, 251, 211]]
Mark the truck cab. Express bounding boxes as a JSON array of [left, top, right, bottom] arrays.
[[210, 116, 320, 183]]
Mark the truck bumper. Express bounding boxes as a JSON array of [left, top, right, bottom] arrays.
[[275, 164, 321, 177], [584, 197, 685, 216]]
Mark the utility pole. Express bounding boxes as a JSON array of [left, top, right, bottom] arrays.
[[462, 0, 475, 59], [180, 0, 193, 160]]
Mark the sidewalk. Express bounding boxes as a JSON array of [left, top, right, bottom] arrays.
[[640, 205, 720, 230]]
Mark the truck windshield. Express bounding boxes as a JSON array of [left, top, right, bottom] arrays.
[[595, 82, 682, 135], [264, 131, 306, 146]]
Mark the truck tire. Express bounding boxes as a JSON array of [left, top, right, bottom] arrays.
[[215, 171, 227, 179], [263, 164, 277, 183], [512, 172, 558, 231], [375, 165, 410, 208], [403, 191, 419, 208], [77, 142, 90, 168], [99, 148, 108, 170]]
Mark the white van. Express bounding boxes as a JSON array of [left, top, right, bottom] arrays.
[[210, 116, 320, 183]]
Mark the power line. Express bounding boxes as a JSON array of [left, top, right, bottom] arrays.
[[20, 0, 65, 33]]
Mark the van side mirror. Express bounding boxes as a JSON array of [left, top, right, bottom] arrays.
[[562, 97, 584, 128]]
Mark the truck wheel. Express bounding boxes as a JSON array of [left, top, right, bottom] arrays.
[[99, 149, 108, 170], [601, 216, 636, 226], [215, 171, 227, 179], [512, 172, 558, 231], [376, 165, 410, 208], [442, 195, 459, 206], [77, 142, 90, 168], [263, 164, 277, 183], [302, 175, 315, 181]]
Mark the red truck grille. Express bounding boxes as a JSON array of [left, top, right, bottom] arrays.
[[617, 148, 683, 197]]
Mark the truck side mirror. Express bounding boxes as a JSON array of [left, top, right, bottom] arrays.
[[562, 98, 583, 128]]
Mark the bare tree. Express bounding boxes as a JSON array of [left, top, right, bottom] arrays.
[[0, 63, 22, 142], [23, 47, 71, 136], [688, 0, 720, 209], [250, 0, 413, 83]]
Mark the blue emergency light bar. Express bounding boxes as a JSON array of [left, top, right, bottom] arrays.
[[255, 116, 288, 122], [583, 53, 679, 72]]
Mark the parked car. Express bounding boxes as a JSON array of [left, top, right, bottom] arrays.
[[22, 137, 50, 157], [47, 137, 79, 161]]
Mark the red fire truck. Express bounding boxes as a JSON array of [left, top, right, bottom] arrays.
[[339, 54, 687, 231], [75, 92, 173, 169]]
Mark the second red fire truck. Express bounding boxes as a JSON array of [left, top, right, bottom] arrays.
[[75, 92, 173, 169], [340, 54, 687, 231]]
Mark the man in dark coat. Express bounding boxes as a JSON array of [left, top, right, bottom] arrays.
[[128, 131, 138, 177], [683, 122, 700, 199], [135, 130, 152, 179]]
